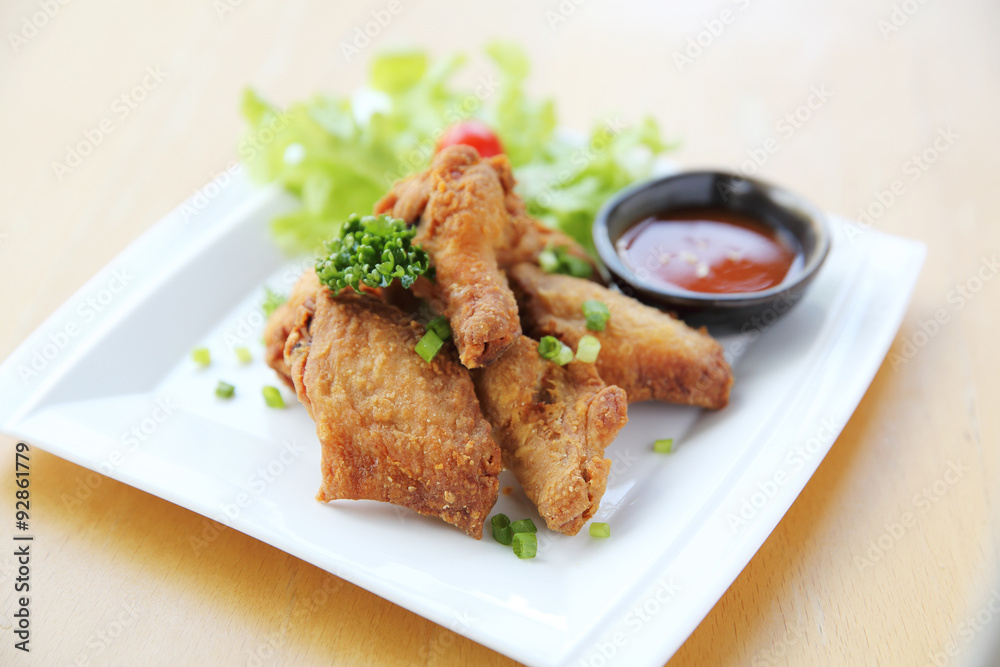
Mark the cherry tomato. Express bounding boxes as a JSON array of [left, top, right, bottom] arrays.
[[435, 120, 505, 158]]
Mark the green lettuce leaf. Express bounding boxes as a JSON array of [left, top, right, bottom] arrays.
[[240, 42, 674, 256]]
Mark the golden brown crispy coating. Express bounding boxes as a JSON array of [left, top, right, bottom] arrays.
[[472, 336, 628, 536], [283, 285, 502, 539], [508, 263, 733, 409], [375, 149, 596, 273], [262, 269, 322, 389], [374, 170, 431, 224], [386, 146, 522, 368]]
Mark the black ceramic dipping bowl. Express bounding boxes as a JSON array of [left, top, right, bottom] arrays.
[[593, 171, 831, 330]]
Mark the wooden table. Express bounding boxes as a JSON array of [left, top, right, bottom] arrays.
[[2, 1, 997, 664]]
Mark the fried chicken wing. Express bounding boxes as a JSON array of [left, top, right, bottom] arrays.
[[282, 282, 501, 539], [376, 148, 595, 272], [262, 269, 322, 389], [378, 146, 520, 368], [472, 336, 628, 535], [508, 263, 733, 409]]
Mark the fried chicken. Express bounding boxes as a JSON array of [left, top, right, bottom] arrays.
[[281, 279, 502, 539], [508, 263, 733, 409], [472, 336, 628, 535], [374, 146, 520, 368], [378, 148, 596, 269], [374, 146, 598, 368], [262, 269, 322, 389]]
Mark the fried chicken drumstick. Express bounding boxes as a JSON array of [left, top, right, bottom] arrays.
[[275, 272, 502, 539], [375, 145, 597, 368], [375, 146, 521, 368], [473, 336, 628, 535], [508, 263, 733, 409]]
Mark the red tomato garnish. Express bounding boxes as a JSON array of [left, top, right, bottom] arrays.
[[435, 120, 505, 158]]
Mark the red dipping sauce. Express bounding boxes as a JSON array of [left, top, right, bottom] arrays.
[[615, 208, 803, 294]]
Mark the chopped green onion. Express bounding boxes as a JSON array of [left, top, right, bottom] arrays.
[[553, 344, 574, 366], [510, 518, 537, 534], [589, 522, 611, 538], [192, 347, 211, 367], [415, 330, 444, 362], [261, 288, 287, 318], [537, 336, 560, 359], [575, 335, 601, 363], [235, 347, 253, 364], [538, 336, 573, 366], [512, 532, 537, 559], [262, 386, 285, 408], [426, 316, 452, 341], [654, 438, 674, 453], [563, 255, 593, 278], [538, 249, 560, 274], [215, 381, 235, 399], [539, 245, 593, 279], [491, 514, 513, 545], [582, 300, 610, 331]]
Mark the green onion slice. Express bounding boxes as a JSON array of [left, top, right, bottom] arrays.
[[582, 299, 610, 331], [491, 514, 513, 545], [537, 336, 561, 359], [235, 347, 252, 364], [575, 335, 601, 363], [589, 522, 611, 538], [538, 336, 573, 366], [426, 316, 452, 341], [539, 245, 593, 279], [563, 254, 592, 278], [538, 249, 560, 274], [513, 532, 538, 559], [654, 438, 674, 453], [415, 330, 444, 362], [216, 381, 235, 399], [510, 518, 537, 534], [192, 347, 211, 367], [262, 386, 285, 409]]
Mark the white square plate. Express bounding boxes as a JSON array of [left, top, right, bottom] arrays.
[[0, 172, 924, 667]]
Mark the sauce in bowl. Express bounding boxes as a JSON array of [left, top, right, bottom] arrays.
[[615, 208, 803, 294]]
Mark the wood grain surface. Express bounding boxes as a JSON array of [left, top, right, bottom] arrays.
[[1, 1, 998, 665]]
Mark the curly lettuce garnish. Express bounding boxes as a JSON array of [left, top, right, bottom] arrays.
[[242, 42, 672, 256]]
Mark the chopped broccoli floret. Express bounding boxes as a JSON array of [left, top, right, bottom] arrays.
[[315, 214, 430, 293]]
